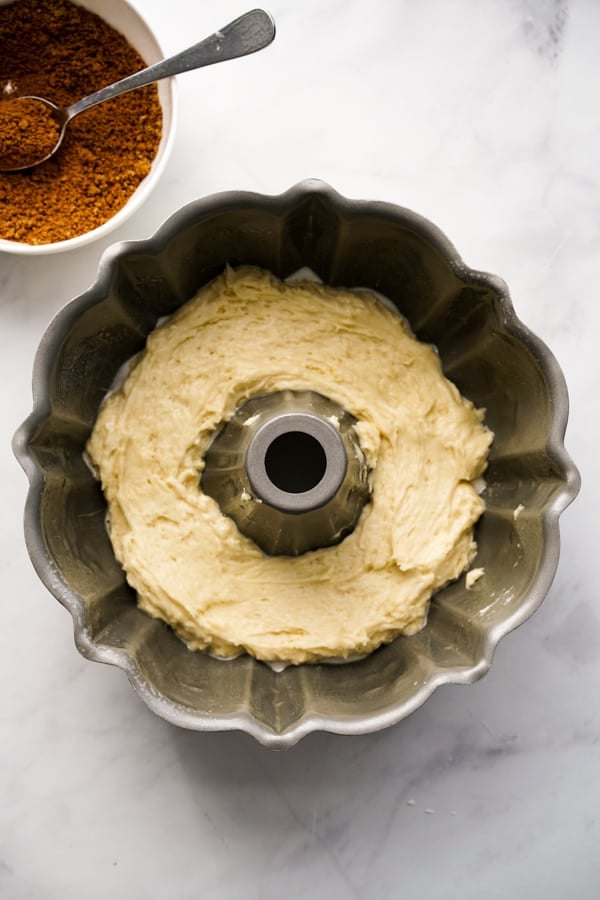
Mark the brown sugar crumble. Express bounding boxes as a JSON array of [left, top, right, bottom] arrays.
[[0, 0, 163, 245], [0, 98, 61, 170]]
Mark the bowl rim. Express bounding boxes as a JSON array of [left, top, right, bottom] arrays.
[[12, 179, 581, 748], [0, 0, 178, 256]]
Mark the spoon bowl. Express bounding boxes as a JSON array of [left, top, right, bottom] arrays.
[[0, 9, 275, 173], [0, 96, 67, 171]]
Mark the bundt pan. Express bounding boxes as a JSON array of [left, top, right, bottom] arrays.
[[13, 180, 580, 748]]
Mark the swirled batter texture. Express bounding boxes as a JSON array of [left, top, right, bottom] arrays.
[[87, 267, 492, 663]]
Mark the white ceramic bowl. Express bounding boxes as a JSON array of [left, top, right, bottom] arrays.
[[0, 0, 177, 255]]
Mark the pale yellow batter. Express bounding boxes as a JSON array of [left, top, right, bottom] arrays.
[[87, 267, 492, 664]]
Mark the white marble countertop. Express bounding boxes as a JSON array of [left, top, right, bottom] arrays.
[[1, 0, 597, 896]]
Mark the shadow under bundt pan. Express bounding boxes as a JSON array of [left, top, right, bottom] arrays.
[[13, 180, 580, 748]]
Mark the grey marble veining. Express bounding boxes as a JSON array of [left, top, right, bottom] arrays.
[[1, 0, 598, 897]]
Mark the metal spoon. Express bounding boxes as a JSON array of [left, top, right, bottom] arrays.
[[0, 9, 275, 173]]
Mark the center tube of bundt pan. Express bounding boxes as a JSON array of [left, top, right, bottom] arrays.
[[201, 390, 371, 556], [245, 412, 347, 515]]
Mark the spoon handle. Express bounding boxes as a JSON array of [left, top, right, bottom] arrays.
[[65, 9, 275, 120]]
